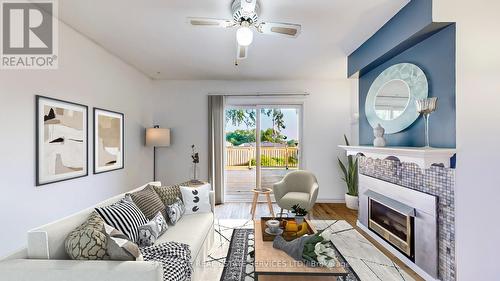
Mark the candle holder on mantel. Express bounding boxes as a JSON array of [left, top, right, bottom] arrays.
[[415, 97, 438, 147]]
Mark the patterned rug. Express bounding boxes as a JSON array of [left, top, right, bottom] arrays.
[[199, 219, 415, 281]]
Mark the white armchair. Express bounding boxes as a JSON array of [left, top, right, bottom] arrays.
[[273, 170, 319, 216]]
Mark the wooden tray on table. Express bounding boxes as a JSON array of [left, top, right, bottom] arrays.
[[260, 217, 316, 241]]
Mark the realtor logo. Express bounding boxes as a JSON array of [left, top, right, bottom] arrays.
[[1, 0, 58, 69]]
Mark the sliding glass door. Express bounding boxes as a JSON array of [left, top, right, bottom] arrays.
[[224, 105, 301, 201]]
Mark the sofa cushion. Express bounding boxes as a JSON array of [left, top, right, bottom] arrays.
[[165, 197, 185, 225], [128, 185, 167, 220], [137, 212, 168, 247], [155, 212, 213, 260], [180, 184, 211, 215], [103, 223, 142, 261], [64, 212, 108, 260], [279, 192, 311, 209], [153, 185, 182, 205], [95, 199, 148, 243]]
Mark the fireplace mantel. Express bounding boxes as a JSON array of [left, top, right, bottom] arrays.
[[339, 145, 456, 169]]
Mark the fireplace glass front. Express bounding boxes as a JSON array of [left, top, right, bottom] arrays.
[[369, 198, 414, 259]]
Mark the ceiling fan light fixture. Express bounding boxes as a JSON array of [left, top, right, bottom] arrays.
[[236, 26, 253, 46]]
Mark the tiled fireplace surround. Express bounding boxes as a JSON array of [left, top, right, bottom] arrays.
[[358, 156, 456, 281]]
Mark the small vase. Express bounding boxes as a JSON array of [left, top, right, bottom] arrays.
[[294, 215, 305, 224]]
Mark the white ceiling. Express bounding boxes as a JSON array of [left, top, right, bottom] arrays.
[[58, 0, 408, 80]]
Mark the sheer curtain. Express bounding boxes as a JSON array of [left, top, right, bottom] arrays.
[[208, 95, 225, 204]]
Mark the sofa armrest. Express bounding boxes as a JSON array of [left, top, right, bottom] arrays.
[[0, 259, 163, 281], [209, 190, 215, 212]]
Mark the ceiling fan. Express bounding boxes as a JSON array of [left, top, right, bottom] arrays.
[[187, 0, 301, 64]]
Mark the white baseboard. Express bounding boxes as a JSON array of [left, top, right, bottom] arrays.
[[316, 198, 345, 203], [356, 221, 440, 281]]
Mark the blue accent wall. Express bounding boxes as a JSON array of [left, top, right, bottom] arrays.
[[359, 24, 456, 148], [348, 0, 433, 77]]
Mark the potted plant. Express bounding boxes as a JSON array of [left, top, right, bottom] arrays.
[[291, 204, 308, 224], [337, 135, 359, 210]]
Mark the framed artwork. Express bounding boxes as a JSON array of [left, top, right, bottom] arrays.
[[36, 95, 88, 186], [93, 108, 124, 174]]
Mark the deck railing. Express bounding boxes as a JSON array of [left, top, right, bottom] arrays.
[[226, 146, 299, 169]]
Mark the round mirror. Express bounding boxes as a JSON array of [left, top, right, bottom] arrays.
[[365, 63, 428, 134], [374, 79, 410, 120]]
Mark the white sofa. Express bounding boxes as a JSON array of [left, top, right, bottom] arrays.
[[0, 181, 215, 281]]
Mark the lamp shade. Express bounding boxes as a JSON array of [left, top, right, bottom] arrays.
[[146, 127, 170, 147]]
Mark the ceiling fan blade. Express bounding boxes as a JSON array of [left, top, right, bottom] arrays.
[[236, 45, 248, 60], [187, 17, 235, 28], [241, 0, 257, 13], [257, 22, 301, 38]]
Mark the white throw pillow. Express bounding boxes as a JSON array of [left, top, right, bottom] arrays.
[[180, 184, 211, 215]]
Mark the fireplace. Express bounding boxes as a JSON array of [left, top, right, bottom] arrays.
[[369, 198, 414, 259]]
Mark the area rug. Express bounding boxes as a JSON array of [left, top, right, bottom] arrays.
[[199, 219, 415, 281]]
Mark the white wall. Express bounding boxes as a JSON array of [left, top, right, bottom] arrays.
[[152, 80, 352, 202], [433, 2, 500, 280], [0, 23, 153, 256]]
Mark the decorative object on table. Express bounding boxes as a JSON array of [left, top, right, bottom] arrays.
[[338, 135, 358, 210], [416, 97, 438, 147], [273, 228, 341, 268], [36, 95, 88, 186], [180, 184, 211, 214], [373, 123, 386, 147], [365, 63, 428, 134], [145, 126, 170, 181], [93, 108, 124, 174], [189, 144, 203, 184], [137, 212, 168, 247], [291, 204, 308, 224], [273, 170, 319, 218], [260, 217, 314, 241], [250, 188, 275, 219], [264, 219, 283, 235]]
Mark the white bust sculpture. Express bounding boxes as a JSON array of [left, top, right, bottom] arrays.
[[373, 123, 386, 147]]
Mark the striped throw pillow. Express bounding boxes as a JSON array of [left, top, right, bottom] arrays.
[[128, 186, 167, 220], [95, 199, 147, 243]]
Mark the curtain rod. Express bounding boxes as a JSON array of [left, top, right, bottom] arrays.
[[208, 92, 310, 97]]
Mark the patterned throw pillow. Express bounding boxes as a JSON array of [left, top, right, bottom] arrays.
[[153, 181, 207, 205], [137, 212, 168, 247], [165, 197, 185, 225], [95, 199, 148, 243], [103, 223, 143, 261], [153, 185, 181, 205], [65, 212, 108, 260], [180, 185, 211, 215], [128, 185, 167, 220]]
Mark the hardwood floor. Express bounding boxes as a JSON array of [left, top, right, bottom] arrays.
[[215, 202, 424, 281]]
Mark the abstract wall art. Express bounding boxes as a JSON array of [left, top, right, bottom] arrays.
[[93, 108, 124, 174], [36, 96, 88, 186]]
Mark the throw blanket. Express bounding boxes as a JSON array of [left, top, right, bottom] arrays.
[[141, 242, 192, 281]]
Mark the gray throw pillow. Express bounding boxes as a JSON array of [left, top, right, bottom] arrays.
[[165, 197, 185, 225], [103, 223, 142, 261], [137, 212, 168, 247]]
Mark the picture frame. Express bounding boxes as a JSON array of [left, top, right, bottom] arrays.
[[36, 95, 88, 186], [93, 108, 124, 174]]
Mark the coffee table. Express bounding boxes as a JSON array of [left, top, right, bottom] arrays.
[[253, 220, 349, 281]]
